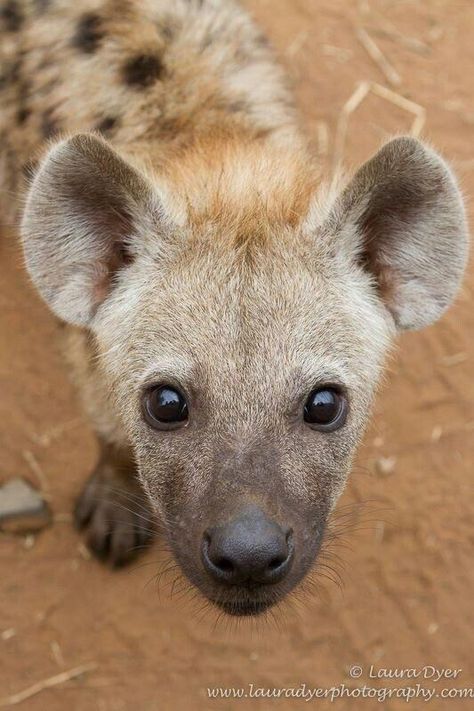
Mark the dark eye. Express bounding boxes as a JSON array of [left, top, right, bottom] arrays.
[[142, 385, 188, 428], [303, 387, 347, 431]]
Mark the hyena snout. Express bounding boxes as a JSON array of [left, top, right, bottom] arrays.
[[201, 506, 294, 587]]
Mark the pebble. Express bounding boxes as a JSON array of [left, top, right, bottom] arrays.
[[374, 456, 397, 476], [0, 477, 51, 533]]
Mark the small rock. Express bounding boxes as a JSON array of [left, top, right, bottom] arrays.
[[23, 534, 36, 549], [1, 628, 16, 641], [0, 477, 51, 534], [374, 456, 396, 476], [77, 542, 92, 561]]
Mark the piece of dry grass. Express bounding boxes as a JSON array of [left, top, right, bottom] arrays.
[[370, 22, 430, 56], [332, 80, 371, 173], [30, 418, 83, 448], [50, 641, 65, 668], [0, 663, 97, 707], [439, 352, 467, 367], [322, 44, 353, 62], [359, 3, 430, 56], [332, 81, 426, 174], [374, 520, 385, 544], [370, 82, 426, 135], [1, 629, 16, 641], [285, 30, 309, 58], [356, 26, 401, 86], [77, 542, 92, 561], [21, 450, 48, 491]]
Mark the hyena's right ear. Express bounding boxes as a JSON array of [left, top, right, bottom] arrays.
[[321, 137, 468, 331], [21, 133, 165, 326]]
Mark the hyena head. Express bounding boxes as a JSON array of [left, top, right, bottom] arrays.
[[21, 133, 468, 615]]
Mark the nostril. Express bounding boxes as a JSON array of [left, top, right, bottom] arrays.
[[268, 555, 286, 571], [201, 533, 237, 581], [215, 557, 234, 574]]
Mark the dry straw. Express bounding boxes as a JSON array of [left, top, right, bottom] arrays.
[[332, 81, 426, 174], [356, 26, 401, 86], [0, 663, 98, 707]]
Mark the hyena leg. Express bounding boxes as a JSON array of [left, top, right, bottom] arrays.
[[74, 440, 155, 566]]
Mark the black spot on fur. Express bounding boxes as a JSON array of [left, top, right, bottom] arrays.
[[72, 13, 104, 54], [1, 1, 23, 32], [10, 58, 21, 83], [159, 18, 177, 41], [157, 118, 179, 137], [255, 33, 269, 48], [37, 56, 53, 71], [96, 115, 119, 136], [228, 99, 248, 113], [0, 58, 21, 90], [41, 109, 59, 139], [16, 106, 31, 125], [16, 79, 31, 123], [122, 54, 164, 88]]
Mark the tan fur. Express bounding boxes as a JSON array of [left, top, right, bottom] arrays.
[[0, 0, 300, 221], [1, 0, 468, 612]]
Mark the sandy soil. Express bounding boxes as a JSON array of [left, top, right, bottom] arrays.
[[1, 1, 473, 709]]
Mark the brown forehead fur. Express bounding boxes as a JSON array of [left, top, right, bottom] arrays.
[[161, 132, 318, 257]]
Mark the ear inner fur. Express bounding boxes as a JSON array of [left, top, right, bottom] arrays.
[[323, 137, 468, 330], [21, 133, 161, 325]]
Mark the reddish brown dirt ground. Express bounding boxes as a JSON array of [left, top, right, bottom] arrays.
[[1, 1, 473, 710]]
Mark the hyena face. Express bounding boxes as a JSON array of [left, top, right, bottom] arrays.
[[21, 133, 468, 614], [92, 214, 392, 614]]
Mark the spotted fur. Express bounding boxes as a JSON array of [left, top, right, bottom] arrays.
[[1, 0, 23, 32], [72, 12, 104, 54]]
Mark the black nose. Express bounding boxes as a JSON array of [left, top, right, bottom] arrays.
[[201, 506, 294, 586]]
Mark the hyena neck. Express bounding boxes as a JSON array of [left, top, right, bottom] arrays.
[[160, 131, 317, 237]]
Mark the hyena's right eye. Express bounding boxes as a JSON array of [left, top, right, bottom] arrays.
[[142, 385, 189, 429], [303, 386, 347, 432]]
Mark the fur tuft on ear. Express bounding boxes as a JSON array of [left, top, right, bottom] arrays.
[[325, 137, 469, 330], [21, 133, 162, 326]]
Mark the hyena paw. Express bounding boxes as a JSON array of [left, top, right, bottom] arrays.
[[74, 468, 155, 567]]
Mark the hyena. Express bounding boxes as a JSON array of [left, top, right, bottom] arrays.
[[0, 0, 468, 616]]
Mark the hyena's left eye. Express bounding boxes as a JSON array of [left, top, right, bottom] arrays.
[[142, 385, 189, 429], [303, 387, 347, 432]]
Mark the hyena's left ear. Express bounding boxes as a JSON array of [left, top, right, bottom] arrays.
[[21, 133, 166, 326], [324, 136, 469, 330]]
